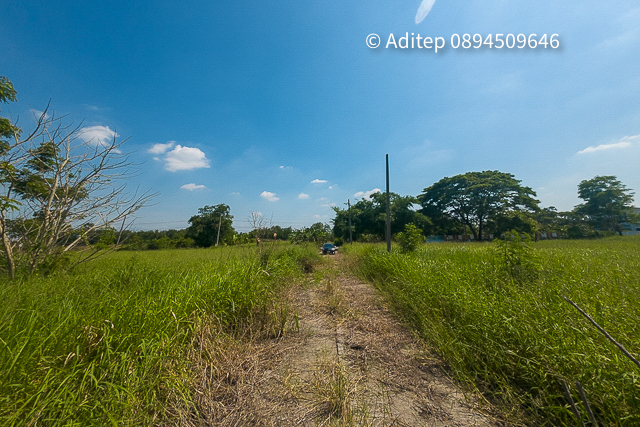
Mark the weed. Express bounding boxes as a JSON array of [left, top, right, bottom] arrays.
[[313, 357, 356, 422]]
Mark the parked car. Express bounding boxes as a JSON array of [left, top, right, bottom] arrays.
[[321, 242, 339, 255]]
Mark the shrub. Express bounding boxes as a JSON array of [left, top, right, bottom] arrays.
[[396, 223, 424, 253]]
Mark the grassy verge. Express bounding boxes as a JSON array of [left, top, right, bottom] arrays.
[[0, 243, 320, 426], [344, 237, 640, 425]]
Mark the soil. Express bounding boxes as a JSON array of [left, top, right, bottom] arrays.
[[180, 254, 504, 426]]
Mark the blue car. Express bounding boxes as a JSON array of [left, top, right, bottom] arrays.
[[322, 243, 339, 255]]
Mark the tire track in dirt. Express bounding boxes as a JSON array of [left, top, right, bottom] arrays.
[[183, 254, 501, 426]]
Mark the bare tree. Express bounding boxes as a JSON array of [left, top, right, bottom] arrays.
[[248, 211, 271, 245], [0, 108, 155, 278]]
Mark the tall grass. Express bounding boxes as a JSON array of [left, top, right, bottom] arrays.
[[346, 237, 640, 425], [0, 243, 320, 426]]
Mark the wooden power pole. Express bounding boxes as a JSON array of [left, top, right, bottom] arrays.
[[348, 199, 353, 244]]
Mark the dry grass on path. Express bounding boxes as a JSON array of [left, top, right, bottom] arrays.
[[178, 254, 502, 426]]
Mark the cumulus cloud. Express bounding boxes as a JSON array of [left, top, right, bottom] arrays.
[[577, 134, 638, 154], [30, 109, 50, 120], [164, 145, 210, 172], [354, 188, 382, 199], [148, 141, 175, 154], [298, 193, 310, 199], [260, 191, 279, 202], [181, 183, 207, 191], [311, 179, 327, 184], [78, 125, 118, 146]]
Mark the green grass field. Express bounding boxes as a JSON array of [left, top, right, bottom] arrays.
[[345, 236, 640, 425], [0, 243, 320, 426], [3, 237, 639, 426]]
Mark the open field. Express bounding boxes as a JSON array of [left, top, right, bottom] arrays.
[[346, 236, 640, 425], [2, 237, 639, 426], [0, 243, 320, 426]]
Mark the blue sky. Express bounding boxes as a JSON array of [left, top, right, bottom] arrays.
[[2, 1, 639, 232]]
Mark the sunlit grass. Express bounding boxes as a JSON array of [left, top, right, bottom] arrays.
[[346, 236, 640, 425], [0, 242, 320, 426]]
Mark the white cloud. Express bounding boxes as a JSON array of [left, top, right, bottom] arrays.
[[577, 134, 638, 154], [298, 193, 310, 199], [30, 108, 50, 120], [164, 145, 210, 172], [231, 191, 241, 195], [148, 141, 175, 154], [78, 125, 118, 147], [354, 188, 381, 199], [260, 191, 279, 202], [311, 179, 327, 184], [181, 183, 206, 191]]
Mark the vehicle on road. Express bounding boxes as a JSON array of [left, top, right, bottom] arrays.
[[321, 243, 339, 255]]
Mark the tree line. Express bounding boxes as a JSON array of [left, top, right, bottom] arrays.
[[332, 170, 637, 242], [113, 205, 333, 251]]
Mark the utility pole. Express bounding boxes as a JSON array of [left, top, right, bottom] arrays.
[[215, 215, 222, 247], [386, 154, 391, 253], [348, 199, 353, 244]]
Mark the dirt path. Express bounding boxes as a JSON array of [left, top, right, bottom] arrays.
[[184, 254, 501, 426]]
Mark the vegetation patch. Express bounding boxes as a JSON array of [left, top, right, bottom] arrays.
[[348, 237, 640, 425], [0, 244, 320, 426]]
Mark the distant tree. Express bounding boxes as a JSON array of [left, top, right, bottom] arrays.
[[418, 171, 539, 241], [533, 206, 563, 233], [574, 175, 635, 236], [248, 211, 271, 244], [291, 222, 332, 243], [487, 211, 538, 236], [332, 192, 430, 242], [186, 204, 234, 247], [266, 225, 292, 240]]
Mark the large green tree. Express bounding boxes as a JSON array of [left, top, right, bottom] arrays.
[[186, 204, 235, 247], [574, 175, 635, 236], [418, 170, 539, 240], [332, 192, 430, 242]]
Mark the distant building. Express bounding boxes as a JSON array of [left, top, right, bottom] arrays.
[[621, 207, 640, 236]]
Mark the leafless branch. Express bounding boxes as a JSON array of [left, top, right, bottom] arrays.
[[562, 294, 640, 371]]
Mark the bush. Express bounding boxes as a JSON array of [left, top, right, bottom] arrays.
[[396, 223, 424, 253]]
